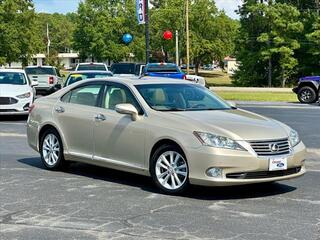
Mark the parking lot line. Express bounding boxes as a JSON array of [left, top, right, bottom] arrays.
[[0, 133, 26, 137]]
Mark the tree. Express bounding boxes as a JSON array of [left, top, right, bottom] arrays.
[[0, 0, 38, 66], [73, 0, 145, 63], [234, 1, 303, 87]]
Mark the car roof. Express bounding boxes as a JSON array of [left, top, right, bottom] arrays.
[[78, 63, 106, 65], [147, 63, 177, 66], [72, 76, 192, 86], [69, 70, 112, 74], [25, 66, 55, 68], [0, 69, 26, 73]]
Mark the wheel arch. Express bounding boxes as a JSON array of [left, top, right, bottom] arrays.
[[149, 138, 186, 170], [299, 82, 319, 96], [38, 123, 67, 152]]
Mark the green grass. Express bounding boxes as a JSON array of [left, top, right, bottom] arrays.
[[215, 91, 298, 102], [199, 71, 233, 87]]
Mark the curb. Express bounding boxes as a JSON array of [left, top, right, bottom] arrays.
[[210, 87, 293, 93]]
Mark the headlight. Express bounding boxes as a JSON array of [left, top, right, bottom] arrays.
[[194, 131, 246, 151], [16, 92, 31, 99], [289, 129, 300, 147]]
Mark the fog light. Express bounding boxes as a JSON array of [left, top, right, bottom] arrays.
[[206, 168, 223, 177]]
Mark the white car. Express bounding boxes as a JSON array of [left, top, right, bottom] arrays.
[[0, 69, 37, 115], [75, 63, 109, 71]]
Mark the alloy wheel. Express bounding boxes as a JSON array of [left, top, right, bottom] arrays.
[[155, 151, 188, 190], [42, 133, 60, 166]]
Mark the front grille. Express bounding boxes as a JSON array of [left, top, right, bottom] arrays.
[[0, 109, 17, 112], [226, 167, 301, 179], [250, 138, 291, 156], [0, 97, 18, 105]]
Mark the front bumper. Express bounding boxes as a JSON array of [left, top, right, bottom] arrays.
[[187, 141, 306, 186], [0, 97, 32, 115]]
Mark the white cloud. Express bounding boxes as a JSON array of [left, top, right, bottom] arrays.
[[215, 0, 243, 19]]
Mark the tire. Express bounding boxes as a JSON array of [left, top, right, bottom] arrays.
[[150, 144, 189, 194], [297, 86, 317, 103], [40, 129, 66, 170]]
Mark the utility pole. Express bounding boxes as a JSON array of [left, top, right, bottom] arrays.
[[175, 30, 179, 65], [186, 0, 190, 74], [145, 0, 150, 64]]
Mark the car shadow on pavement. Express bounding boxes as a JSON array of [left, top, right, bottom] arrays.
[[18, 157, 297, 200]]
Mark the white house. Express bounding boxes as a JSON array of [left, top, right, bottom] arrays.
[[224, 56, 239, 75]]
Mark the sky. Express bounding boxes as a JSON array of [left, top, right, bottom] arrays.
[[33, 0, 242, 19]]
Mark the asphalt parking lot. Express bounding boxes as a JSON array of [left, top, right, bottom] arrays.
[[0, 105, 319, 240]]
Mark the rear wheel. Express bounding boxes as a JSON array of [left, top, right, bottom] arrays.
[[298, 86, 317, 103], [40, 129, 65, 170], [150, 144, 189, 194]]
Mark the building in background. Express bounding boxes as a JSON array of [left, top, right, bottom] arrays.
[[224, 56, 239, 75]]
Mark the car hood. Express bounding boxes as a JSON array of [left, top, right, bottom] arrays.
[[0, 84, 31, 97], [168, 109, 289, 141]]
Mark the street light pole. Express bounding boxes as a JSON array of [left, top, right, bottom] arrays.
[[175, 30, 179, 65], [145, 0, 150, 64], [186, 0, 190, 74]]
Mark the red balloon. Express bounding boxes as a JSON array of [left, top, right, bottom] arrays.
[[163, 30, 173, 40]]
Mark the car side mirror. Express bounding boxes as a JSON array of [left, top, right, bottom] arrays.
[[31, 80, 38, 87], [227, 101, 237, 108], [115, 103, 139, 121]]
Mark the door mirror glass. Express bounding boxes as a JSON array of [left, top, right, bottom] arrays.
[[115, 103, 139, 121]]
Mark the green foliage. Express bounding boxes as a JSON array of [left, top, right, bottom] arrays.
[[234, 0, 320, 87], [0, 0, 38, 66], [73, 0, 145, 62]]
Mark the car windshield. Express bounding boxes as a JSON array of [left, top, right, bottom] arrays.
[[0, 72, 27, 85], [136, 84, 232, 111], [147, 65, 180, 73], [25, 67, 55, 75], [111, 64, 135, 74], [77, 64, 107, 71], [65, 72, 113, 86]]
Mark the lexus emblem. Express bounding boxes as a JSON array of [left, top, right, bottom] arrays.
[[270, 143, 280, 152]]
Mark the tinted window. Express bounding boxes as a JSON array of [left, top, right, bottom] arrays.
[[77, 64, 107, 71], [25, 67, 55, 75], [136, 84, 231, 111], [111, 64, 135, 74], [0, 72, 27, 85], [63, 84, 103, 107], [102, 84, 142, 114], [65, 72, 112, 86], [146, 65, 180, 73]]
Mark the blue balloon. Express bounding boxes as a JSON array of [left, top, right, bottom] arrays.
[[122, 33, 133, 44]]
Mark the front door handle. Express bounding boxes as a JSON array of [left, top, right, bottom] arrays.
[[95, 113, 106, 122], [55, 106, 65, 113]]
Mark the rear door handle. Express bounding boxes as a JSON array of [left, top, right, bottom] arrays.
[[95, 113, 106, 122], [54, 106, 65, 113]]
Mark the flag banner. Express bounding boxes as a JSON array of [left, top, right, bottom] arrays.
[[47, 23, 51, 47], [136, 0, 146, 25]]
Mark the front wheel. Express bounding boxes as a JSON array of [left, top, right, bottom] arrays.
[[150, 144, 189, 194], [298, 86, 317, 103], [40, 129, 66, 170]]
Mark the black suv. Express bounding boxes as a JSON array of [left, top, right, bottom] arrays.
[[293, 76, 320, 104]]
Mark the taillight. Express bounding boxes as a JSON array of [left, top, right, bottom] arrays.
[[29, 104, 35, 113], [48, 76, 54, 84], [183, 75, 187, 80]]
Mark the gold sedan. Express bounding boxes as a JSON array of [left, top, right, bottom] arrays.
[[27, 78, 306, 194]]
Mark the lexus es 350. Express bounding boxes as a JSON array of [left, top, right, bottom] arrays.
[[27, 78, 306, 194]]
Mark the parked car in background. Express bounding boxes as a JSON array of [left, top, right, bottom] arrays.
[[110, 63, 137, 77], [64, 71, 113, 87], [75, 63, 109, 71], [25, 66, 62, 95], [144, 63, 186, 79], [292, 76, 320, 104], [27, 78, 306, 194], [0, 69, 37, 115]]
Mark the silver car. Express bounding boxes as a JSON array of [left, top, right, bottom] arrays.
[[27, 78, 306, 194]]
